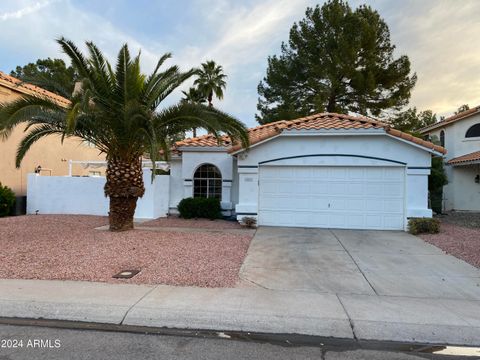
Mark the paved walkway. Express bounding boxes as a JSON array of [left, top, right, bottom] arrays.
[[0, 227, 479, 346]]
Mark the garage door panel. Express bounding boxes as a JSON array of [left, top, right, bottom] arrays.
[[366, 168, 383, 179], [347, 168, 364, 180], [311, 184, 330, 195], [347, 199, 364, 211], [330, 167, 347, 179], [330, 183, 346, 195], [383, 181, 403, 192], [347, 183, 364, 195], [384, 199, 403, 212], [312, 168, 329, 177], [365, 184, 380, 196], [259, 166, 405, 230], [346, 214, 364, 227], [384, 167, 404, 179]]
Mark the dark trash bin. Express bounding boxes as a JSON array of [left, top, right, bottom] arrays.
[[14, 196, 27, 216]]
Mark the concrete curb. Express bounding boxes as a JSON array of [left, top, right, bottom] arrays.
[[0, 279, 479, 346]]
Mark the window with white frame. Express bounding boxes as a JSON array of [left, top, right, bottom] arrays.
[[466, 123, 480, 138], [193, 164, 222, 200]]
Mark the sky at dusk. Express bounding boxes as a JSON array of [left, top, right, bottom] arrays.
[[1, 0, 480, 127]]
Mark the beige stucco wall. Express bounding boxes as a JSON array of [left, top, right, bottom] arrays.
[[0, 83, 105, 195]]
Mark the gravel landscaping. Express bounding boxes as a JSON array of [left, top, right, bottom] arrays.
[[0, 215, 253, 287], [435, 211, 480, 229], [141, 215, 244, 229], [419, 213, 480, 268]]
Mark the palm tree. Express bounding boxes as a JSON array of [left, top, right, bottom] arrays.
[[181, 87, 206, 105], [0, 38, 248, 231], [194, 60, 227, 107], [181, 87, 206, 137]]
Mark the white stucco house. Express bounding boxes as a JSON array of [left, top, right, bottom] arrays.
[[420, 106, 480, 212], [166, 113, 445, 230]]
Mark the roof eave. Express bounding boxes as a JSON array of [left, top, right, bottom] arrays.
[[419, 108, 480, 134], [448, 160, 480, 166], [385, 134, 446, 156], [176, 146, 228, 152]]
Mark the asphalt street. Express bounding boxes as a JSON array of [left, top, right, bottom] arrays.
[[0, 324, 476, 360]]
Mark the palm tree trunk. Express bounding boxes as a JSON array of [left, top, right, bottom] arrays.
[[192, 128, 197, 137], [208, 91, 213, 107], [104, 157, 145, 231]]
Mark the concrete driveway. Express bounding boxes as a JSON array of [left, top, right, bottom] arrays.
[[240, 227, 480, 300]]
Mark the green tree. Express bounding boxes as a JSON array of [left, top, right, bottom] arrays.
[[256, 0, 417, 124], [181, 87, 207, 137], [0, 38, 248, 231], [181, 87, 207, 105], [10, 58, 77, 96], [0, 183, 15, 217], [454, 104, 470, 115], [427, 135, 448, 214], [194, 60, 227, 107], [389, 107, 437, 134]]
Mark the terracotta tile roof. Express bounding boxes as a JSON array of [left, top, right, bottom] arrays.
[[175, 113, 446, 155], [0, 71, 71, 107], [419, 106, 480, 134], [447, 151, 480, 165]]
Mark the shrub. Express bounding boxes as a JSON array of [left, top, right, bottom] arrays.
[[177, 198, 196, 219], [408, 217, 440, 235], [177, 197, 222, 220], [0, 183, 15, 217], [241, 216, 257, 228]]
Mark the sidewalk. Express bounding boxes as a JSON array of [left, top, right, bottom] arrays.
[[0, 279, 479, 346]]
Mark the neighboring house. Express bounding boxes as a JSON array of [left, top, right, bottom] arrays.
[[0, 71, 104, 196], [168, 113, 445, 230], [420, 106, 480, 212]]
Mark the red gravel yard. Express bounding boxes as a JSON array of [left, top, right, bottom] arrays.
[[0, 215, 253, 287], [142, 215, 243, 229], [420, 221, 480, 268]]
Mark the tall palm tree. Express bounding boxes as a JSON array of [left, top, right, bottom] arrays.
[[0, 38, 248, 231], [181, 87, 207, 137], [181, 87, 206, 105], [194, 60, 227, 107]]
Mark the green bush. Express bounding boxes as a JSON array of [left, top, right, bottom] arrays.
[[408, 217, 440, 235], [430, 189, 443, 215], [0, 183, 15, 217], [241, 216, 257, 228], [177, 197, 222, 220]]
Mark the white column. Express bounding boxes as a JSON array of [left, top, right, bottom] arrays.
[[406, 168, 432, 218], [235, 167, 259, 222]]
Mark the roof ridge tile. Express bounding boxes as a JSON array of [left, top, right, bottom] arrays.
[[173, 112, 446, 155]]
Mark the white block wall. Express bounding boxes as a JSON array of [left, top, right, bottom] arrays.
[[27, 170, 169, 219]]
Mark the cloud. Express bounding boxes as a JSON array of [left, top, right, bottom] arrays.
[[195, 0, 310, 69], [375, 0, 480, 116], [0, 0, 54, 21]]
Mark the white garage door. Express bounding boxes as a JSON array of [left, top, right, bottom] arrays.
[[258, 166, 405, 230]]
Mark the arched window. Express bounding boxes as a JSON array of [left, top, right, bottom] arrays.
[[466, 123, 480, 138], [440, 130, 445, 147], [193, 164, 222, 199]]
